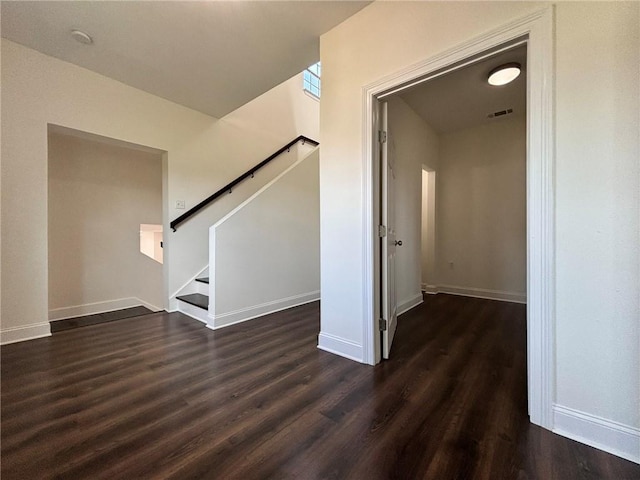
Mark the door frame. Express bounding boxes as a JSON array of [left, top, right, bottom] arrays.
[[361, 7, 555, 429]]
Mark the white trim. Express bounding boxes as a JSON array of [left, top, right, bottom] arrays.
[[169, 264, 209, 311], [553, 405, 640, 464], [397, 294, 424, 316], [48, 297, 162, 321], [361, 7, 555, 430], [421, 283, 439, 294], [429, 285, 526, 304], [207, 291, 320, 330], [177, 299, 209, 324], [1, 322, 51, 345], [317, 332, 364, 363]]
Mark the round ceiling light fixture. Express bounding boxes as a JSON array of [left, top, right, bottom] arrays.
[[487, 62, 521, 86], [70, 29, 93, 45]]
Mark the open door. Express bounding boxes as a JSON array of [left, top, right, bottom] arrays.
[[380, 102, 399, 359]]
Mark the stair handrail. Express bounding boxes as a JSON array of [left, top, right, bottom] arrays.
[[170, 135, 319, 231]]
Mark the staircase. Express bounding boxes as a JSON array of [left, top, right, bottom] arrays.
[[171, 137, 320, 330], [176, 277, 209, 323]]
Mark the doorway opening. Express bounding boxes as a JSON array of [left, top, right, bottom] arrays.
[[421, 168, 436, 295], [47, 125, 167, 325], [378, 42, 528, 358], [363, 9, 555, 429]]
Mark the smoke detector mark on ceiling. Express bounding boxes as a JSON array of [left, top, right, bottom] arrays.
[[487, 108, 513, 119]]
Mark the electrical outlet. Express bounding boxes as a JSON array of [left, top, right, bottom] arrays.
[[175, 200, 185, 209]]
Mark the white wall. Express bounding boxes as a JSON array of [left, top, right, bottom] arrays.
[[48, 133, 163, 316], [436, 115, 526, 300], [319, 0, 638, 461], [387, 97, 438, 313], [209, 150, 319, 328], [153, 232, 164, 264], [1, 39, 318, 343], [554, 1, 639, 436], [421, 170, 437, 290]]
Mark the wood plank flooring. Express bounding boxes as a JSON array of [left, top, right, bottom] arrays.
[[2, 294, 638, 479]]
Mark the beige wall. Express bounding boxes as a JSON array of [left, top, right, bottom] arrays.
[[436, 115, 526, 299], [1, 38, 318, 343], [48, 133, 163, 315], [319, 0, 638, 455], [211, 150, 320, 327], [387, 97, 438, 312], [421, 169, 437, 289], [389, 98, 525, 302], [555, 2, 639, 430]]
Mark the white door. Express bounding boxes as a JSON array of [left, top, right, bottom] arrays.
[[381, 102, 399, 359]]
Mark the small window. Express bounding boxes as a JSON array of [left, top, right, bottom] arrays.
[[303, 62, 321, 99]]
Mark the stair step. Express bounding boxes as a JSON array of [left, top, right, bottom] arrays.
[[176, 293, 208, 310], [195, 277, 210, 284]]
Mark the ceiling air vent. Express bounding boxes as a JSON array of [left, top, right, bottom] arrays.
[[487, 108, 514, 119]]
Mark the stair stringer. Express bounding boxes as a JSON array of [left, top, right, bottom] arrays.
[[170, 265, 209, 322]]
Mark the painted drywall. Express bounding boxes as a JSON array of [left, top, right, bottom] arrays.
[[436, 114, 526, 299], [48, 133, 163, 315], [554, 2, 639, 431], [1, 38, 318, 342], [387, 97, 438, 312], [422, 169, 437, 290], [210, 149, 319, 328], [388, 96, 525, 302], [319, 0, 638, 458]]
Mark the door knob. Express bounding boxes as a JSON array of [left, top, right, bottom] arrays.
[[395, 240, 403, 246]]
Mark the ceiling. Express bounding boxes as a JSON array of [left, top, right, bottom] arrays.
[[399, 45, 527, 134], [1, 1, 370, 118]]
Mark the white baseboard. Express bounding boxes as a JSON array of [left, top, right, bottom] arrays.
[[398, 293, 424, 316], [427, 284, 526, 304], [317, 332, 363, 363], [553, 404, 640, 464], [208, 291, 320, 330], [177, 300, 208, 324], [49, 297, 162, 321], [423, 284, 439, 295], [1, 322, 51, 345]]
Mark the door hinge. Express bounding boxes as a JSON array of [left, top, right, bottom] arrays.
[[378, 225, 387, 237], [379, 318, 387, 331], [378, 130, 387, 143]]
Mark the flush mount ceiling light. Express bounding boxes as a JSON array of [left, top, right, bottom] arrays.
[[487, 62, 521, 86], [70, 29, 93, 45]]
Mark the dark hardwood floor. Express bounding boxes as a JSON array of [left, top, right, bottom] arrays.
[[2, 294, 638, 479]]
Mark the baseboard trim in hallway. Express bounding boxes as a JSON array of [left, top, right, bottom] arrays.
[[50, 306, 155, 333], [553, 404, 640, 464], [49, 297, 162, 321], [0, 322, 51, 345]]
